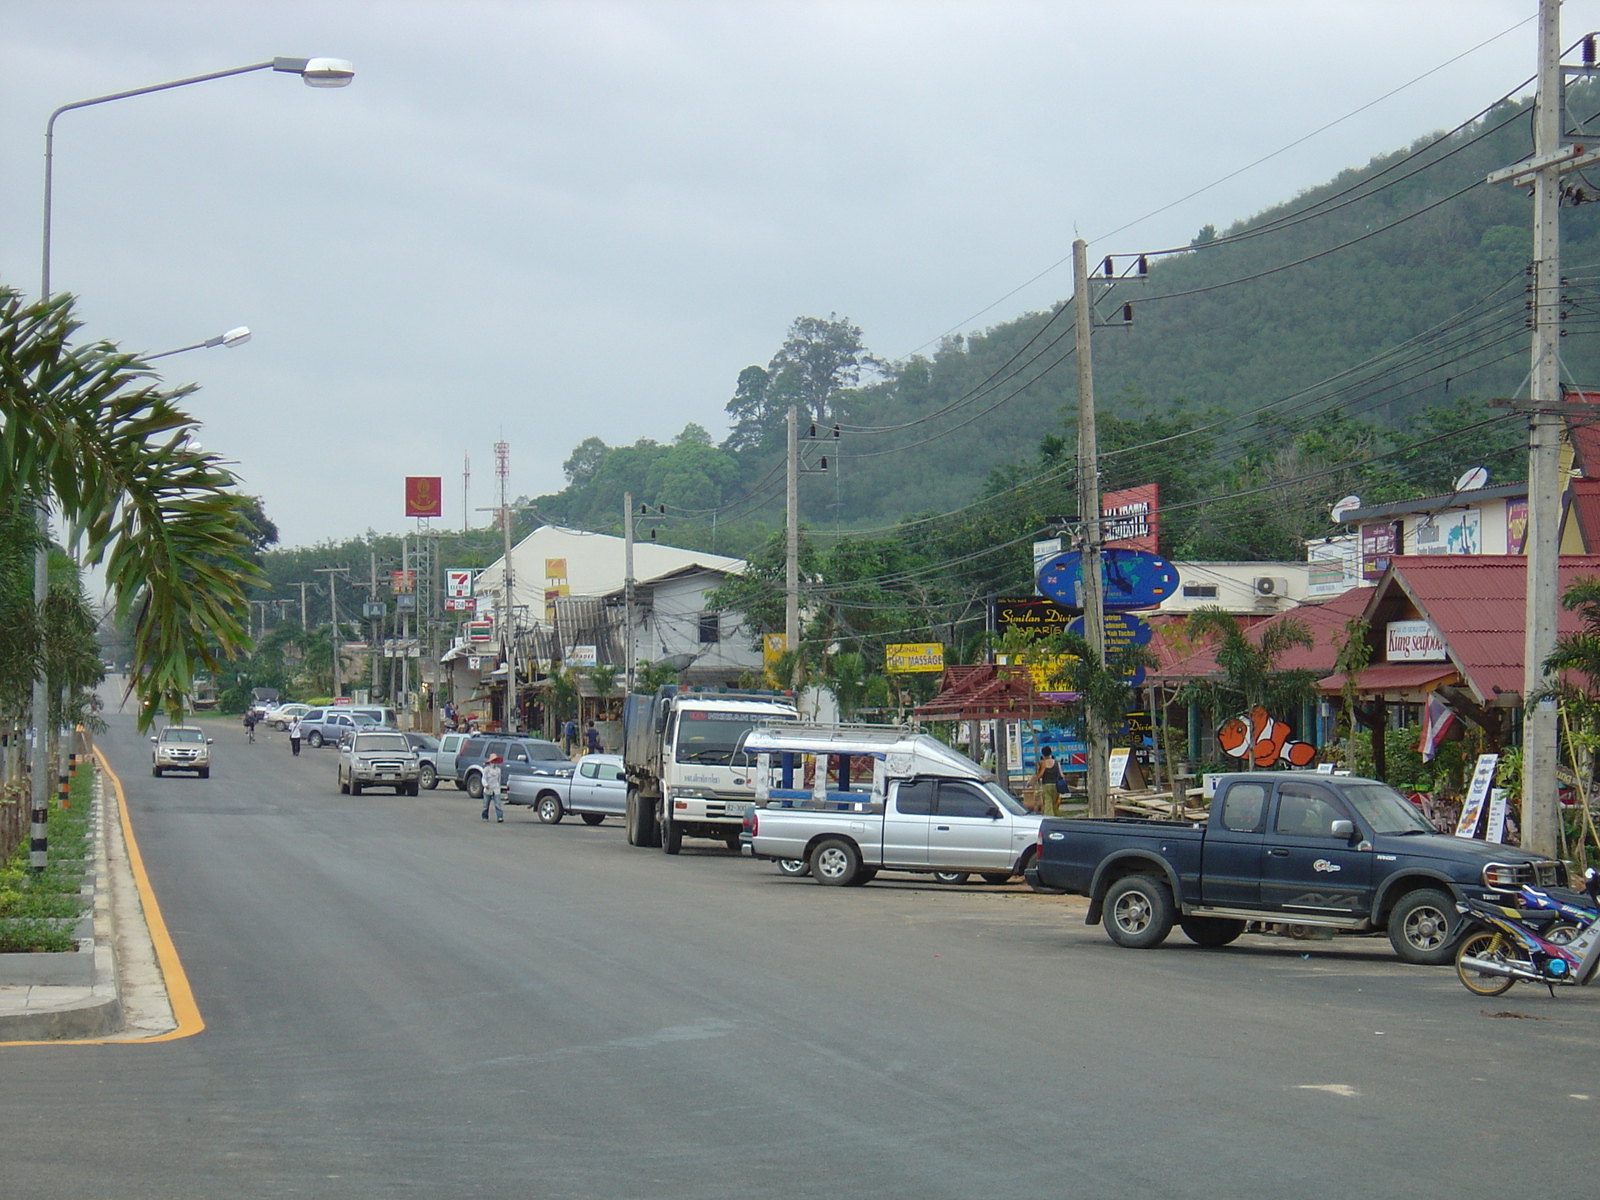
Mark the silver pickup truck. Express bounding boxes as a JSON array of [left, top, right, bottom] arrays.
[[741, 724, 1045, 887]]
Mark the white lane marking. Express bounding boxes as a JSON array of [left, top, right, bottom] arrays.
[[1297, 1084, 1360, 1097]]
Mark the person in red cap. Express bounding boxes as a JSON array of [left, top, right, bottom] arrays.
[[481, 754, 505, 823]]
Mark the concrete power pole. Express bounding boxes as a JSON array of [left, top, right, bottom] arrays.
[[315, 567, 348, 698], [293, 580, 311, 632], [786, 405, 800, 657], [498, 440, 518, 734], [624, 491, 636, 694], [1073, 238, 1111, 818]]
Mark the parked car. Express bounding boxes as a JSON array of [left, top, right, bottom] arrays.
[[150, 726, 212, 778], [1027, 771, 1569, 964], [507, 753, 626, 824], [299, 707, 382, 748], [454, 735, 573, 799], [266, 702, 311, 730], [337, 730, 422, 796], [428, 731, 472, 790], [400, 732, 446, 790]]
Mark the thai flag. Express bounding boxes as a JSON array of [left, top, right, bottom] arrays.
[[1416, 692, 1458, 762]]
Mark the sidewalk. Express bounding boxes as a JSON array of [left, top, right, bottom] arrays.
[[0, 758, 179, 1042]]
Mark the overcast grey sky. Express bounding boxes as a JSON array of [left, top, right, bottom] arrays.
[[0, 1, 1584, 547]]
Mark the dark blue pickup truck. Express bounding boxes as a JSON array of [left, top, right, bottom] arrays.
[[1027, 771, 1566, 964]]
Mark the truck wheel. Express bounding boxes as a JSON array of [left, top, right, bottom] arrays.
[[776, 858, 811, 878], [419, 763, 437, 790], [466, 772, 483, 800], [454, 778, 468, 791], [980, 872, 1013, 885], [661, 807, 682, 855], [581, 813, 605, 826], [350, 780, 363, 796], [1180, 916, 1245, 948], [405, 782, 420, 796], [308, 732, 323, 748], [934, 872, 970, 885], [626, 787, 660, 847], [338, 771, 348, 794], [1387, 887, 1460, 965], [152, 766, 162, 777], [537, 794, 564, 824], [810, 837, 862, 886], [199, 767, 210, 779], [853, 867, 878, 886], [1103, 875, 1175, 949], [723, 833, 741, 851]]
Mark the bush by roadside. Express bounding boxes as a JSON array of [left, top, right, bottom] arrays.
[[0, 764, 92, 954]]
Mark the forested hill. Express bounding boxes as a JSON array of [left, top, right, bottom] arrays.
[[535, 81, 1600, 551]]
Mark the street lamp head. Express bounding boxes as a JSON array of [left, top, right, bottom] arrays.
[[220, 326, 252, 348], [297, 56, 355, 87]]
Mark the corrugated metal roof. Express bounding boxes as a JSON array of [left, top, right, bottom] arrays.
[[1382, 554, 1600, 703], [1569, 479, 1600, 551], [1152, 587, 1371, 682], [1315, 662, 1457, 693]]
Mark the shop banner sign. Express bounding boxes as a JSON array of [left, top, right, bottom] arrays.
[[885, 643, 944, 673], [1385, 619, 1447, 662]]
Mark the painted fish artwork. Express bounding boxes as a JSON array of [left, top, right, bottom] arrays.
[[1217, 706, 1317, 769]]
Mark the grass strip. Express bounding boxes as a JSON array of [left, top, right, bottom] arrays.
[[0, 759, 94, 954]]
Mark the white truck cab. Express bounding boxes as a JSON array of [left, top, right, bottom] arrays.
[[622, 686, 800, 853]]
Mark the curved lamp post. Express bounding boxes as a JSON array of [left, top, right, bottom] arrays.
[[147, 326, 253, 361], [27, 56, 352, 871]]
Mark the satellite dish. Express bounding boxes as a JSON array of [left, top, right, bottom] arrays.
[[1330, 495, 1362, 523], [1454, 466, 1489, 493]]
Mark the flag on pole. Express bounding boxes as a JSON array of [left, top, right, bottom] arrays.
[[1417, 691, 1458, 762]]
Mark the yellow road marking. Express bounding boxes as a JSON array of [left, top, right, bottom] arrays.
[[0, 748, 205, 1046]]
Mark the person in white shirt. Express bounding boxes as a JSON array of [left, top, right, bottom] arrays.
[[481, 754, 504, 823], [288, 717, 302, 757]]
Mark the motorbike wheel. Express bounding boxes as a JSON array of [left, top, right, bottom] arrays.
[[1455, 929, 1524, 997]]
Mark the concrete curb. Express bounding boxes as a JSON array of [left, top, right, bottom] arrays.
[[0, 767, 125, 1041]]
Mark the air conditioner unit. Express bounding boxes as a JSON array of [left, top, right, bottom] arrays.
[[1254, 576, 1289, 598]]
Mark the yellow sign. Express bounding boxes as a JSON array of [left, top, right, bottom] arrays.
[[885, 643, 944, 673], [763, 634, 788, 688], [544, 558, 568, 580]]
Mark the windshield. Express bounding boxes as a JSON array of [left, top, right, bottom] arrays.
[[162, 728, 204, 743], [351, 713, 380, 726], [355, 734, 410, 753], [982, 782, 1031, 816], [674, 711, 792, 766], [1341, 783, 1433, 834], [408, 734, 439, 752], [523, 741, 566, 761]]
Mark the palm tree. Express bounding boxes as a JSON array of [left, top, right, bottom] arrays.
[[0, 288, 257, 724], [1179, 606, 1318, 730]]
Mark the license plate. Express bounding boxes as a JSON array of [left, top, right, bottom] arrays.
[[380, 773, 397, 779]]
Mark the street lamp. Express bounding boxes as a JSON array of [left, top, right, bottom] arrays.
[[42, 56, 355, 300], [146, 326, 252, 360], [27, 56, 352, 872]]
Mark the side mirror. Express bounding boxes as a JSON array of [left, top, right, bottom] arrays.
[[206, 738, 214, 745], [149, 736, 157, 742], [1330, 819, 1355, 839], [988, 807, 1003, 820]]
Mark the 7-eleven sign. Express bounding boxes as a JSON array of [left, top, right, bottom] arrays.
[[447, 570, 474, 598]]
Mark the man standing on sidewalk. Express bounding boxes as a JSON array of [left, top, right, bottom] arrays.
[[288, 716, 302, 757], [481, 754, 504, 823]]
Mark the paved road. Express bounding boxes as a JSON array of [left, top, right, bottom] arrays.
[[3, 707, 1597, 1198]]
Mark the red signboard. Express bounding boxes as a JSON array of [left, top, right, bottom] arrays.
[[1102, 484, 1158, 553], [444, 597, 476, 612], [405, 476, 443, 518]]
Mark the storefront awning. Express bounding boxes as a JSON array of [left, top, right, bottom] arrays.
[[1317, 662, 1457, 695]]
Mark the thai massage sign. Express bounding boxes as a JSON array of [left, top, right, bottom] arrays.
[[1385, 619, 1447, 662]]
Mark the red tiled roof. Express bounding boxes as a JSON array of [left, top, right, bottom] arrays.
[[1566, 390, 1600, 478], [1379, 554, 1600, 703], [914, 664, 1067, 720], [1569, 479, 1600, 551], [1151, 587, 1372, 683]]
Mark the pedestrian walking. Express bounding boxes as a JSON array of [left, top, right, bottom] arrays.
[[481, 754, 505, 822], [244, 709, 258, 743], [584, 720, 602, 754], [563, 717, 578, 756], [1033, 744, 1064, 817], [288, 716, 302, 757]]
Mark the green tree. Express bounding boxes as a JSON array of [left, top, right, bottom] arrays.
[[1178, 607, 1318, 727], [0, 289, 257, 724]]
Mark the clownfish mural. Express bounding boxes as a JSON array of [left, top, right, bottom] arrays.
[[1216, 705, 1317, 769]]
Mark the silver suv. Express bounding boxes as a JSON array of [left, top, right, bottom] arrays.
[[151, 726, 212, 777], [337, 731, 421, 796]]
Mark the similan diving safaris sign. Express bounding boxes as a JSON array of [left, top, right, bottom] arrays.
[[885, 644, 944, 673]]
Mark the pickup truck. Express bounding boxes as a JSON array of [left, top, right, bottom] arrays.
[[1027, 770, 1568, 964], [507, 753, 626, 825], [742, 723, 1045, 886]]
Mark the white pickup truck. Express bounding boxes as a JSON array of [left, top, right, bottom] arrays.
[[741, 723, 1045, 887]]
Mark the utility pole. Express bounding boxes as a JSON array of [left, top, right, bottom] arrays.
[[1074, 237, 1111, 818], [368, 549, 380, 700], [624, 491, 636, 694], [498, 440, 518, 733], [292, 580, 311, 631], [1488, 0, 1583, 857], [314, 567, 349, 698], [786, 405, 799, 656]]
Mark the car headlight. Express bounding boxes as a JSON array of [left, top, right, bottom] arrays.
[[674, 788, 705, 800]]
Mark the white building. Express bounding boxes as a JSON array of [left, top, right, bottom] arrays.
[[1155, 560, 1315, 615], [463, 525, 762, 685]]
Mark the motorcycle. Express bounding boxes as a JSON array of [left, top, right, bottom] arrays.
[[1454, 868, 1600, 997]]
